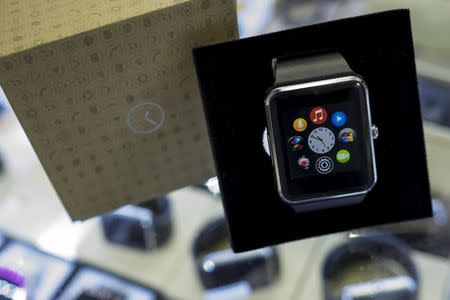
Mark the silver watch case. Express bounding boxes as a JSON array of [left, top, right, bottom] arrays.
[[265, 75, 378, 206]]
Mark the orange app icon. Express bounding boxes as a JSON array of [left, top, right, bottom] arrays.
[[293, 118, 307, 132]]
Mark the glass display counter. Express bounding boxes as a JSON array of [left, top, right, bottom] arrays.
[[0, 1, 448, 299]]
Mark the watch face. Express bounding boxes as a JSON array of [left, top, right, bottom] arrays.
[[308, 127, 335, 154], [266, 77, 375, 203]]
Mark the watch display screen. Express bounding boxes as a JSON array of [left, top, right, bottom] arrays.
[[268, 79, 375, 201]]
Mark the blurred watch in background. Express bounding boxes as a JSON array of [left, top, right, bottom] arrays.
[[192, 217, 279, 299], [57, 267, 164, 300], [101, 196, 172, 251], [322, 236, 419, 300], [351, 197, 450, 258], [75, 286, 125, 300], [418, 76, 450, 127], [269, 0, 367, 32]]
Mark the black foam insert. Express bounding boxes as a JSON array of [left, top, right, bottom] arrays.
[[193, 10, 432, 252]]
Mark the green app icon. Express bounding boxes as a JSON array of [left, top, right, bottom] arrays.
[[336, 149, 350, 163]]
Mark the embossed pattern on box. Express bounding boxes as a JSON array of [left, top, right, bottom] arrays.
[[0, 0, 238, 220]]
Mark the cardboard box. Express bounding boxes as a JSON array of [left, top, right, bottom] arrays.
[[0, 0, 238, 220]]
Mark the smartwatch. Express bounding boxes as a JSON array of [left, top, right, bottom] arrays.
[[322, 236, 419, 300], [192, 218, 279, 292], [265, 52, 378, 212]]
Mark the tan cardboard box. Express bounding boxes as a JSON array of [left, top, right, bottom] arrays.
[[0, 0, 238, 220]]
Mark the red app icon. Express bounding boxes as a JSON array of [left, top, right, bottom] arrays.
[[310, 107, 328, 124]]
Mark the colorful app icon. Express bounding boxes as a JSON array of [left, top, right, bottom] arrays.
[[339, 128, 355, 143], [336, 149, 351, 163], [293, 118, 307, 132], [298, 156, 310, 170], [331, 111, 347, 127], [288, 136, 303, 151], [315, 156, 334, 174], [310, 107, 327, 125]]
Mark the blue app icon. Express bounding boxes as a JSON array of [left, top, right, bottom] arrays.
[[331, 112, 347, 127]]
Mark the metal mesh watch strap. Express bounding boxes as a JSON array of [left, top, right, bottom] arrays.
[[273, 52, 353, 85]]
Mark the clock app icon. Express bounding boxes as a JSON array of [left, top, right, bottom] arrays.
[[308, 127, 335, 154]]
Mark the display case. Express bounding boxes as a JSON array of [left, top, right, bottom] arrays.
[[0, 1, 448, 299]]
